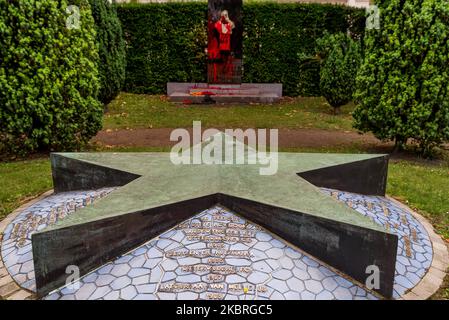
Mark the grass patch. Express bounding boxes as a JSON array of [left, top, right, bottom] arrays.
[[0, 158, 52, 221], [387, 160, 449, 239], [103, 93, 355, 131]]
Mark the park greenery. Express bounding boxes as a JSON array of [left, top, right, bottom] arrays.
[[117, 2, 365, 96], [89, 0, 126, 104], [0, 0, 447, 222], [316, 32, 361, 113], [0, 0, 448, 299], [0, 0, 125, 155], [2, 1, 447, 156], [353, 0, 449, 156], [0, 0, 102, 155]]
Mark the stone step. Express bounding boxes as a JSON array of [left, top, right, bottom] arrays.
[[169, 92, 280, 104], [189, 87, 261, 96], [167, 83, 283, 104]]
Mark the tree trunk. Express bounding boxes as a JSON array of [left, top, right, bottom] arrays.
[[393, 137, 406, 153]]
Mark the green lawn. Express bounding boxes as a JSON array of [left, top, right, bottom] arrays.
[[388, 161, 449, 240], [104, 93, 355, 131], [0, 159, 52, 220]]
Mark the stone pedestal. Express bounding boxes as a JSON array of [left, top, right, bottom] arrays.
[[167, 82, 282, 104]]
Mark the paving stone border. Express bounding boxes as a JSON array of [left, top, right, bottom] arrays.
[[386, 196, 449, 300], [0, 190, 54, 300], [0, 190, 447, 300], [322, 188, 434, 298]]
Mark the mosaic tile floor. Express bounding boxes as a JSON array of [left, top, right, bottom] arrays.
[[0, 189, 115, 291], [0, 188, 433, 300], [321, 189, 433, 299], [45, 206, 377, 300]]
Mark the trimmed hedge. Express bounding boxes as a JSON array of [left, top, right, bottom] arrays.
[[90, 0, 127, 104], [0, 0, 102, 154], [317, 32, 361, 111], [117, 3, 365, 96], [353, 0, 449, 155]]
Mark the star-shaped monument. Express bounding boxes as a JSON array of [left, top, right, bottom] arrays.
[[32, 136, 397, 298]]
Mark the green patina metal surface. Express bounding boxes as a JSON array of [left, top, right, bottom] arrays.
[[41, 142, 387, 233]]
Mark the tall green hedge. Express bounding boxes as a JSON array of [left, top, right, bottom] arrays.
[[90, 0, 126, 104], [0, 0, 102, 154], [117, 3, 365, 96]]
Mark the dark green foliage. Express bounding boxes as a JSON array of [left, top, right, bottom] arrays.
[[317, 33, 361, 111], [89, 0, 126, 104], [0, 0, 102, 155], [118, 3, 208, 94], [117, 3, 365, 96], [353, 0, 449, 155]]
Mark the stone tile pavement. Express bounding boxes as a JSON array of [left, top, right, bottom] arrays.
[[0, 188, 447, 300], [44, 207, 378, 300]]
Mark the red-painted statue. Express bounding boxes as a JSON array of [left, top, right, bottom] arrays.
[[208, 0, 242, 84], [168, 0, 282, 104]]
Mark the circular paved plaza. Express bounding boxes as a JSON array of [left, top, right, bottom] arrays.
[[0, 188, 447, 300]]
